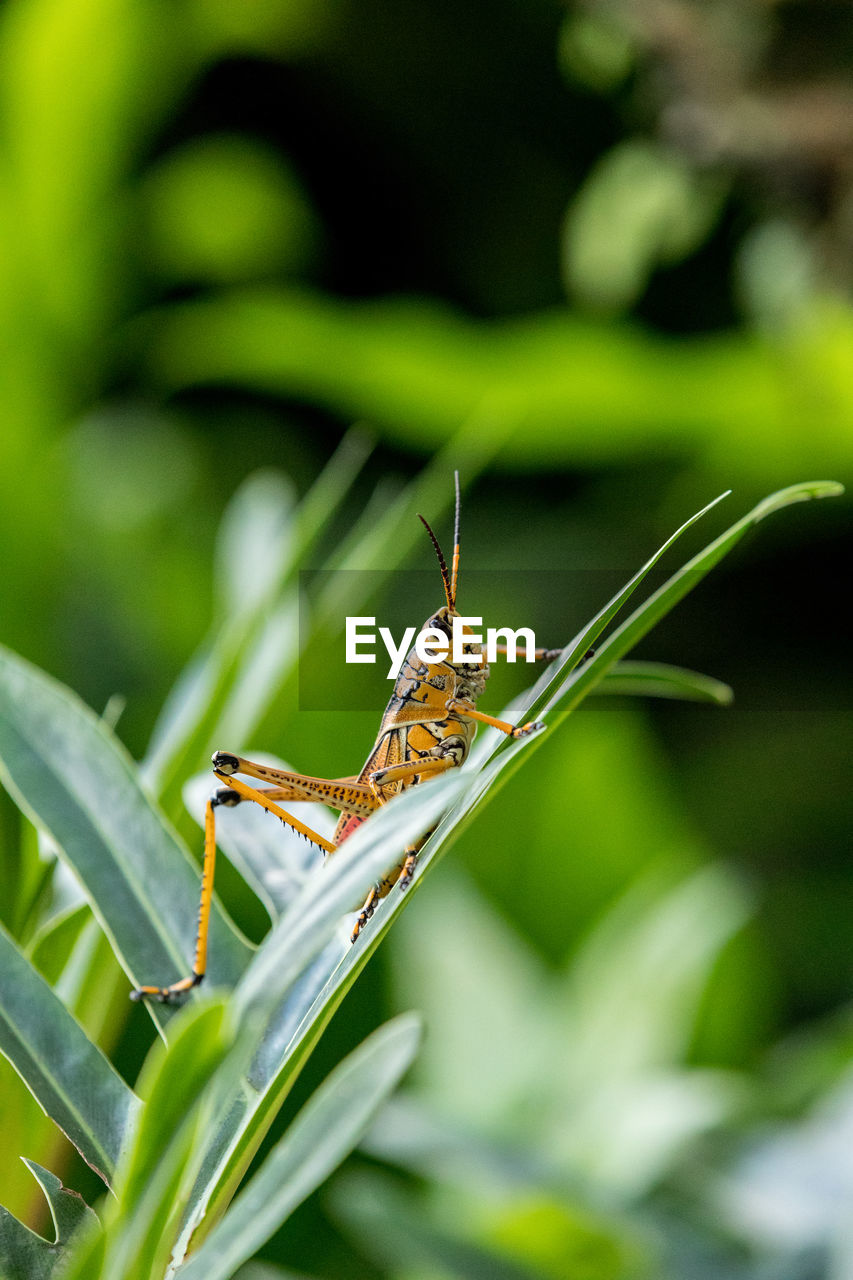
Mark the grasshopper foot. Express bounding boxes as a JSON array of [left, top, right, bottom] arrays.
[[130, 972, 203, 1004], [398, 851, 419, 891], [351, 888, 379, 943], [511, 720, 545, 738]]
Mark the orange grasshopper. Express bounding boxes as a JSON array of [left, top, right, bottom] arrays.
[[132, 476, 561, 1003]]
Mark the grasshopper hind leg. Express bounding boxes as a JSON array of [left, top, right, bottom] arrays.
[[128, 787, 237, 1003], [130, 766, 339, 1003]]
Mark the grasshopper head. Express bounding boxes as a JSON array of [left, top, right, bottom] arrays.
[[424, 603, 456, 638]]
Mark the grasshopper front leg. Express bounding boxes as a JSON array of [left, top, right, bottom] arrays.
[[367, 754, 454, 803], [445, 698, 544, 739]]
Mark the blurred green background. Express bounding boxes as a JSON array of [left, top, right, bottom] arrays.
[[0, 0, 850, 1276]]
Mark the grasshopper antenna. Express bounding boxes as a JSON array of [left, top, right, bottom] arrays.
[[450, 470, 461, 609], [418, 514, 454, 611]]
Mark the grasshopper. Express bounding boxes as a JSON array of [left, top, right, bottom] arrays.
[[131, 475, 561, 1003]]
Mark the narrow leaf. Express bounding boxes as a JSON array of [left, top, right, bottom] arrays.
[[0, 1161, 98, 1280], [532, 481, 844, 732], [177, 1014, 422, 1280], [21, 1163, 98, 1257], [27, 903, 92, 986], [119, 1000, 232, 1215], [0, 644, 251, 1026], [142, 431, 372, 796], [169, 770, 466, 1264], [214, 470, 297, 621], [597, 661, 733, 704], [0, 1204, 56, 1280], [101, 998, 235, 1280], [518, 490, 732, 728], [561, 865, 751, 1079], [0, 922, 140, 1183]]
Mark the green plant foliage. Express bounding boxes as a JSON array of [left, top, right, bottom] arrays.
[[379, 862, 750, 1181], [141, 288, 853, 483], [177, 1014, 422, 1280], [0, 922, 139, 1183], [595, 661, 733, 704], [562, 141, 727, 312], [0, 3, 848, 1275], [0, 474, 839, 1279], [0, 644, 252, 1026], [140, 134, 319, 287], [0, 1160, 99, 1280]]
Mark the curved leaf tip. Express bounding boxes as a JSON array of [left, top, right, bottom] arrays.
[[750, 479, 844, 524], [20, 1160, 97, 1246]]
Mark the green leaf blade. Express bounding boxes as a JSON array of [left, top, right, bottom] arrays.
[[101, 998, 236, 1280], [539, 480, 844, 730], [168, 770, 467, 1264], [0, 922, 140, 1183], [177, 1013, 422, 1280], [0, 645, 251, 1020], [142, 431, 373, 801], [20, 1162, 98, 1256], [0, 1160, 99, 1280], [598, 661, 734, 705]]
